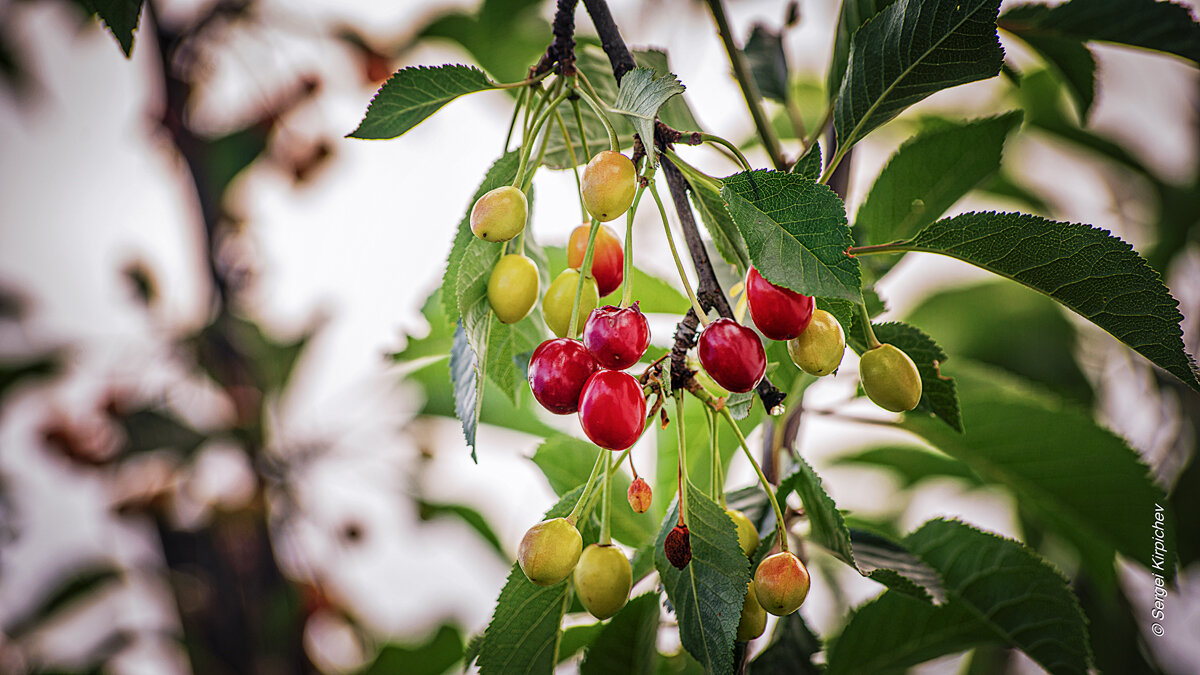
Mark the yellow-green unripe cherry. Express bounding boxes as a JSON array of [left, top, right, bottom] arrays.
[[543, 269, 599, 338], [787, 309, 845, 376], [736, 581, 767, 641], [859, 343, 923, 412], [581, 151, 637, 222], [517, 518, 582, 586], [470, 185, 527, 242], [487, 254, 539, 324], [754, 551, 810, 616], [726, 509, 759, 557], [574, 544, 632, 619]]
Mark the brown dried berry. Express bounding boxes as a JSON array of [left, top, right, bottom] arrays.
[[627, 478, 652, 514], [664, 524, 692, 569]]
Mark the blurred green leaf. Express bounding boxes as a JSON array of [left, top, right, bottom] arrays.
[[558, 623, 604, 664], [1010, 34, 1096, 122], [349, 65, 496, 140], [999, 0, 1200, 64], [417, 0, 550, 83], [750, 611, 822, 673], [633, 49, 702, 132], [686, 176, 750, 276], [358, 624, 463, 675], [580, 593, 660, 674], [4, 566, 121, 639], [73, 0, 143, 57], [117, 408, 208, 457], [742, 25, 788, 102], [418, 500, 507, 561], [833, 445, 982, 488], [653, 483, 748, 675]]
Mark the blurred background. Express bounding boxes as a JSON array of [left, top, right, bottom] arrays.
[[0, 0, 1198, 672]]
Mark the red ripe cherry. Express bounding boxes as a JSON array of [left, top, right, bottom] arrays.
[[568, 224, 624, 298], [745, 267, 814, 341], [698, 318, 767, 393], [582, 304, 650, 370], [527, 338, 598, 415], [578, 370, 646, 451]]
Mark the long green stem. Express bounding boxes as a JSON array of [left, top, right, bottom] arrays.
[[798, 101, 834, 157], [619, 181, 646, 308], [575, 83, 620, 152], [707, 406, 723, 505], [702, 0, 786, 171], [675, 394, 691, 524], [490, 69, 553, 89], [504, 86, 528, 154], [567, 448, 608, 524], [649, 179, 709, 325], [571, 97, 592, 161], [521, 118, 554, 193], [568, 218, 602, 339], [698, 133, 752, 171], [514, 85, 573, 187], [818, 143, 848, 185], [600, 450, 612, 544], [719, 408, 788, 552], [846, 241, 914, 256], [552, 107, 587, 222], [662, 149, 723, 194], [855, 302, 881, 350]]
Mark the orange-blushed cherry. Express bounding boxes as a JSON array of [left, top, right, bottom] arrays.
[[627, 477, 652, 514], [754, 551, 810, 616], [568, 224, 624, 297], [470, 185, 527, 242], [517, 517, 583, 586], [581, 151, 637, 222]]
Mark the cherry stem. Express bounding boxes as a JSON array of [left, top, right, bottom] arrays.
[[514, 84, 572, 188], [551, 106, 588, 222], [818, 143, 848, 186], [568, 218, 602, 339], [490, 69, 554, 90], [675, 394, 691, 526], [706, 406, 724, 506], [719, 407, 788, 552], [697, 133, 751, 172], [855, 302, 881, 350], [571, 96, 592, 161], [619, 178, 646, 308], [503, 86, 528, 154], [662, 149, 722, 194], [600, 450, 613, 544], [797, 101, 834, 160], [650, 179, 709, 326], [568, 447, 608, 524], [574, 79, 620, 152]]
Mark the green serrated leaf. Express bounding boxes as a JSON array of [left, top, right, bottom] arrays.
[[721, 170, 861, 304], [558, 623, 604, 664], [847, 321, 962, 432], [999, 0, 1200, 64], [777, 458, 944, 601], [653, 483, 748, 675], [749, 611, 822, 673], [743, 25, 789, 102], [633, 49, 702, 132], [612, 67, 685, 167], [357, 625, 464, 675], [450, 322, 480, 460], [685, 177, 750, 276], [531, 435, 656, 548], [855, 113, 1022, 248], [833, 0, 1004, 152], [900, 361, 1173, 578], [477, 487, 583, 675], [909, 519, 1092, 673], [904, 211, 1200, 392], [580, 593, 660, 674], [826, 0, 896, 104], [826, 590, 996, 674], [349, 65, 496, 140], [1011, 33, 1096, 122], [443, 151, 522, 323], [76, 0, 143, 57], [457, 234, 530, 404], [833, 445, 982, 488], [792, 143, 822, 181]]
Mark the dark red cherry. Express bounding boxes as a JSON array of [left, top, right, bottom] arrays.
[[528, 338, 598, 414], [582, 304, 650, 370], [698, 318, 767, 393], [664, 524, 691, 569], [578, 370, 646, 450], [745, 267, 814, 341]]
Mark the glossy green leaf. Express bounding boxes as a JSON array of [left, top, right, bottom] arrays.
[[743, 25, 789, 102], [558, 623, 604, 664], [611, 67, 685, 167], [579, 593, 660, 675], [477, 487, 582, 675], [833, 0, 1003, 151], [826, 0, 895, 103], [721, 170, 861, 304], [653, 483, 748, 675], [686, 177, 750, 276], [450, 322, 481, 459], [904, 211, 1200, 392], [792, 143, 822, 181], [833, 445, 981, 488], [855, 113, 1022, 247], [846, 321, 963, 432], [827, 590, 996, 674], [349, 65, 496, 140], [999, 0, 1200, 64], [358, 625, 464, 675], [900, 362, 1173, 576]]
